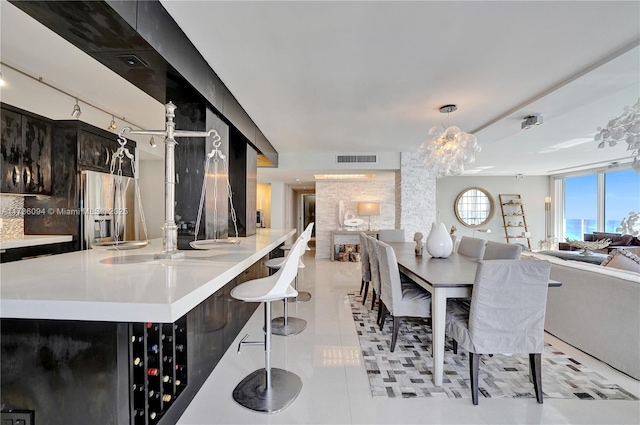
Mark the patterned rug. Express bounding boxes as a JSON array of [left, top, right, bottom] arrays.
[[349, 292, 638, 400]]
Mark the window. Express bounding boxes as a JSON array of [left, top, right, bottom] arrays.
[[605, 169, 640, 233], [564, 174, 597, 240], [558, 167, 640, 241]]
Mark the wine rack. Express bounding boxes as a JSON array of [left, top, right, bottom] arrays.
[[129, 317, 188, 425]]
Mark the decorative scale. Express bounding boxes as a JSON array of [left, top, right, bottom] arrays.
[[92, 135, 149, 250], [190, 135, 241, 249]]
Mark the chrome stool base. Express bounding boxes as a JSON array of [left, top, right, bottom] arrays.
[[232, 368, 302, 413], [287, 291, 312, 302], [271, 316, 307, 336]]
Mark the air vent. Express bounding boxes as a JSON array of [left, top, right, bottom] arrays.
[[335, 154, 378, 164]]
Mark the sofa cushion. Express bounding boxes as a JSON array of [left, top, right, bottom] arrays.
[[609, 234, 635, 246], [601, 249, 640, 273]]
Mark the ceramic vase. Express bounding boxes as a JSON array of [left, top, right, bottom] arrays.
[[426, 222, 453, 258]]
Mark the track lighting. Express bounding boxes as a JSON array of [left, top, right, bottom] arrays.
[[149, 136, 156, 147], [521, 114, 543, 130], [0, 71, 5, 87], [108, 115, 117, 131], [71, 98, 81, 118]]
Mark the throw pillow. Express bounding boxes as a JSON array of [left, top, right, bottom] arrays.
[[601, 249, 640, 273], [610, 234, 634, 246]]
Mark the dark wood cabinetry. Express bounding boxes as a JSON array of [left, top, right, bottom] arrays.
[[73, 122, 135, 177], [1, 106, 52, 195]]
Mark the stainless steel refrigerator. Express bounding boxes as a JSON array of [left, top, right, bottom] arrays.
[[80, 170, 136, 249]]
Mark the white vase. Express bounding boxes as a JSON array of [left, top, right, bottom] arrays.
[[426, 222, 453, 258]]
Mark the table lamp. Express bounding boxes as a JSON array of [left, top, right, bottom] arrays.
[[357, 202, 381, 231]]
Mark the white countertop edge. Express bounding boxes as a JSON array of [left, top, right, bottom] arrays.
[[0, 235, 73, 250], [0, 229, 296, 323]]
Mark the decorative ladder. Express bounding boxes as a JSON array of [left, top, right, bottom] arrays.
[[499, 194, 532, 249]]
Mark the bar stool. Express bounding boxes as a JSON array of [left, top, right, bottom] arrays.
[[263, 231, 310, 336], [230, 237, 306, 413], [279, 223, 314, 302]]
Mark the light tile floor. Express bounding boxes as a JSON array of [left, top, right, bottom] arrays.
[[178, 251, 640, 425]]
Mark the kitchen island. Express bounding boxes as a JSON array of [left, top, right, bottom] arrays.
[[1, 228, 295, 425]]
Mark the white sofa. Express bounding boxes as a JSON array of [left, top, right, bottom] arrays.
[[523, 252, 640, 380]]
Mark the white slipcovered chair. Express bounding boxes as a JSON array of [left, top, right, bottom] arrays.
[[445, 259, 552, 405], [359, 232, 372, 303], [482, 240, 522, 260], [376, 240, 432, 352], [457, 236, 487, 260], [378, 229, 406, 242], [365, 235, 381, 310]]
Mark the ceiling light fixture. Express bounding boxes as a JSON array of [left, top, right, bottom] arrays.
[[149, 136, 156, 148], [521, 114, 543, 130], [595, 97, 640, 173], [418, 104, 481, 178], [0, 71, 5, 87], [71, 98, 81, 118], [108, 115, 117, 131]]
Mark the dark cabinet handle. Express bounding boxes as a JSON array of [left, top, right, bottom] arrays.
[[12, 165, 20, 186]]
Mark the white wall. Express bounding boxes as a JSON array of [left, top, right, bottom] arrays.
[[316, 178, 396, 258], [436, 175, 552, 249], [270, 181, 287, 230]]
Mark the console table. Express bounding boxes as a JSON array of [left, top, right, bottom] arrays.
[[330, 230, 377, 261]]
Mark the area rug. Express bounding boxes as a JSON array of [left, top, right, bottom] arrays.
[[349, 292, 638, 400]]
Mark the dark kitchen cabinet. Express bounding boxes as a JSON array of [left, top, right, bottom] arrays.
[[0, 107, 51, 195], [75, 123, 135, 177]]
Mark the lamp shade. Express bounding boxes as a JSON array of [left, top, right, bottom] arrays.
[[357, 202, 381, 216]]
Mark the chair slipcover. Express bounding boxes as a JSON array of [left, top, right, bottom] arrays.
[[366, 235, 381, 296], [446, 259, 551, 354], [482, 241, 523, 260], [457, 236, 487, 260], [377, 241, 431, 318], [359, 232, 371, 283], [378, 229, 406, 243]]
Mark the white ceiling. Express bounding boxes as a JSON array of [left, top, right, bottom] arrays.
[[1, 1, 639, 183], [160, 0, 640, 182]]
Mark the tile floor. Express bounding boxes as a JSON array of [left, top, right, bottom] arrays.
[[177, 251, 640, 425]]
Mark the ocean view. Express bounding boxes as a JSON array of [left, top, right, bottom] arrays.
[[564, 219, 624, 240]]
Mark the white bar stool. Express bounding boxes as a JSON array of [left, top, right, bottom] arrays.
[[230, 237, 306, 413], [264, 249, 307, 336]]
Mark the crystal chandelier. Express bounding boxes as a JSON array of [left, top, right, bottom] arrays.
[[418, 105, 481, 178], [595, 97, 640, 172]]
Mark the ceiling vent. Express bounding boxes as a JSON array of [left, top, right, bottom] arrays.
[[116, 54, 148, 68], [335, 154, 378, 164]]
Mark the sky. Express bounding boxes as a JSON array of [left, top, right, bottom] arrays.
[[565, 169, 640, 223]]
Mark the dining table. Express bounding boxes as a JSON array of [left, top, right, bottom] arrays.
[[386, 242, 560, 387]]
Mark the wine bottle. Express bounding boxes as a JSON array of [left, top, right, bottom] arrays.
[[149, 411, 157, 420], [163, 355, 173, 363], [175, 344, 185, 352], [148, 344, 159, 353], [175, 379, 181, 386], [147, 368, 159, 376], [162, 375, 171, 383], [133, 357, 142, 366], [162, 394, 172, 402]]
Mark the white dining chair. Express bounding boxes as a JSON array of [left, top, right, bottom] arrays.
[[482, 240, 522, 260], [445, 259, 551, 405], [376, 240, 432, 352], [457, 236, 486, 260], [378, 229, 406, 242], [359, 232, 372, 303]]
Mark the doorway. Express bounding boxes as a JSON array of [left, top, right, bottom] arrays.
[[302, 194, 316, 244]]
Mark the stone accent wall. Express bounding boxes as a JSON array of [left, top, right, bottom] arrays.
[[398, 152, 437, 240], [316, 179, 395, 258], [0, 196, 25, 240]]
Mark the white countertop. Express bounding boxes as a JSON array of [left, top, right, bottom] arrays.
[[0, 229, 296, 323], [0, 234, 73, 250]]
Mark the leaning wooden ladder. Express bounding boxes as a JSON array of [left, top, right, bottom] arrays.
[[499, 194, 532, 249]]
